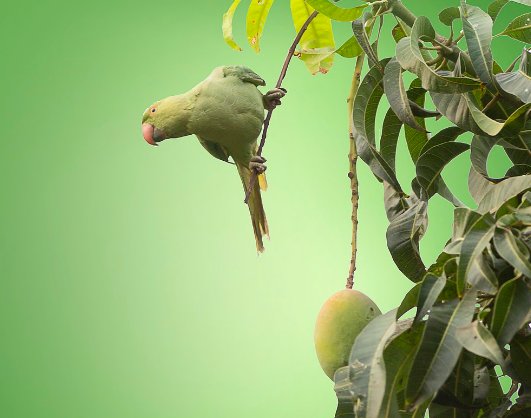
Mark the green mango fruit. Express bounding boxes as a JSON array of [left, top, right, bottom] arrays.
[[314, 289, 381, 380]]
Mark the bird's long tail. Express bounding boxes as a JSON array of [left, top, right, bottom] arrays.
[[235, 161, 269, 253]]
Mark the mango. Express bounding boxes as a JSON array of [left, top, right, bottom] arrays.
[[314, 289, 381, 380]]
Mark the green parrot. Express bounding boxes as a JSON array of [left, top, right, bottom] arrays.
[[141, 66, 286, 253]]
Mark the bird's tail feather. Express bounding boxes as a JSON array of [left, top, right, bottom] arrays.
[[236, 161, 269, 253]]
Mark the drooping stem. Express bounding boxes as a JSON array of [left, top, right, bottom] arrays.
[[346, 54, 365, 290], [244, 11, 319, 203]]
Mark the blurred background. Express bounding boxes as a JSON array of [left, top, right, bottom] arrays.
[[1, 0, 526, 416]]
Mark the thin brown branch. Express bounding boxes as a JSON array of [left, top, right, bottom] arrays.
[[244, 11, 319, 203]]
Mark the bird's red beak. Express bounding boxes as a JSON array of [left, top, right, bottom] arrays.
[[142, 123, 158, 146]]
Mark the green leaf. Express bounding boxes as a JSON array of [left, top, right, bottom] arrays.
[[383, 58, 426, 133], [439, 7, 461, 26], [493, 226, 531, 277], [444, 349, 476, 407], [404, 81, 430, 164], [380, 108, 402, 171], [496, 48, 531, 103], [469, 167, 495, 205], [416, 142, 470, 197], [414, 273, 447, 326], [396, 29, 482, 94], [222, 0, 243, 51], [430, 90, 482, 134], [490, 277, 531, 346], [452, 207, 483, 240], [305, 0, 366, 22], [352, 12, 380, 69], [336, 35, 363, 58], [488, 0, 510, 23], [392, 23, 407, 43], [456, 321, 506, 365], [246, 0, 275, 53], [467, 254, 498, 294], [457, 213, 496, 297], [471, 135, 505, 182], [477, 175, 531, 214], [386, 198, 428, 282], [344, 309, 398, 418], [397, 283, 420, 319], [498, 13, 531, 43], [511, 335, 531, 386], [291, 0, 336, 74], [334, 367, 355, 418], [507, 407, 531, 418], [379, 323, 425, 417], [460, 3, 495, 85], [507, 164, 531, 177], [405, 290, 477, 409]]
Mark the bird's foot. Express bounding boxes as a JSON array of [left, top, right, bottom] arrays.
[[249, 156, 267, 174], [263, 88, 287, 108]]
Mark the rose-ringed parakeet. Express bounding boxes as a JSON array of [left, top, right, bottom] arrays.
[[141, 66, 285, 253]]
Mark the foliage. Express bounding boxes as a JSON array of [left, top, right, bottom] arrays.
[[223, 0, 531, 416]]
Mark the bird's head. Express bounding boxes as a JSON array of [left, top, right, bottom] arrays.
[[141, 95, 191, 146]]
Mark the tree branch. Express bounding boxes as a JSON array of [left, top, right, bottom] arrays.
[[244, 11, 319, 203]]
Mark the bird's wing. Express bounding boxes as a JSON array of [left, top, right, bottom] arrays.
[[196, 135, 231, 163], [223, 66, 266, 87]]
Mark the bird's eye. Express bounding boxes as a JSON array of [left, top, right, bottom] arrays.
[[151, 107, 158, 114]]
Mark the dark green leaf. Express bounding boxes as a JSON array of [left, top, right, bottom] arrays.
[[467, 254, 498, 294], [456, 321, 506, 365], [457, 213, 496, 296], [460, 4, 495, 85], [405, 290, 477, 408], [471, 135, 505, 182], [346, 309, 398, 418], [383, 58, 426, 133], [498, 13, 531, 43], [507, 406, 531, 418], [392, 23, 407, 43], [490, 277, 531, 346], [469, 167, 496, 205], [352, 12, 380, 69], [336, 35, 363, 58], [439, 7, 461, 26], [386, 198, 428, 282], [511, 335, 531, 386], [416, 142, 470, 196], [493, 226, 531, 277], [437, 178, 466, 207], [404, 80, 429, 164], [305, 0, 367, 22], [383, 182, 413, 222], [379, 324, 425, 417], [430, 90, 482, 134], [507, 164, 531, 177], [397, 283, 420, 319], [496, 48, 531, 103], [415, 273, 447, 326], [477, 175, 531, 214], [380, 108, 402, 171], [453, 207, 483, 240], [488, 0, 510, 23]]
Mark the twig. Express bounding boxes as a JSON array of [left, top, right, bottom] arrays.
[[244, 11, 319, 203], [346, 54, 366, 290]]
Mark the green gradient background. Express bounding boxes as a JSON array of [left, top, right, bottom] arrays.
[[1, 1, 526, 416]]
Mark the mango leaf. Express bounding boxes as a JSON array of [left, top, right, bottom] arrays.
[[383, 182, 415, 222], [379, 323, 425, 417], [507, 407, 531, 418], [223, 0, 243, 51], [334, 367, 355, 418], [404, 80, 430, 164], [439, 7, 461, 26], [405, 290, 477, 409], [496, 48, 531, 103], [396, 18, 482, 94], [416, 142, 470, 197], [453, 207, 483, 240], [305, 0, 366, 22], [469, 167, 495, 205], [490, 277, 531, 346], [507, 164, 531, 177], [345, 309, 398, 418], [246, 0, 275, 53], [456, 321, 506, 365], [352, 12, 380, 69], [397, 283, 420, 319], [443, 350, 476, 407], [380, 108, 402, 171], [498, 13, 531, 43], [477, 175, 531, 214], [457, 213, 496, 297], [414, 273, 447, 326], [471, 135, 506, 182], [384, 58, 426, 134], [336, 35, 363, 58], [392, 23, 407, 43], [430, 90, 482, 135], [467, 254, 498, 294], [493, 226, 531, 277], [511, 335, 531, 386], [291, 0, 335, 74], [386, 197, 428, 282], [460, 3, 495, 86], [512, 0, 531, 6], [488, 0, 510, 22]]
